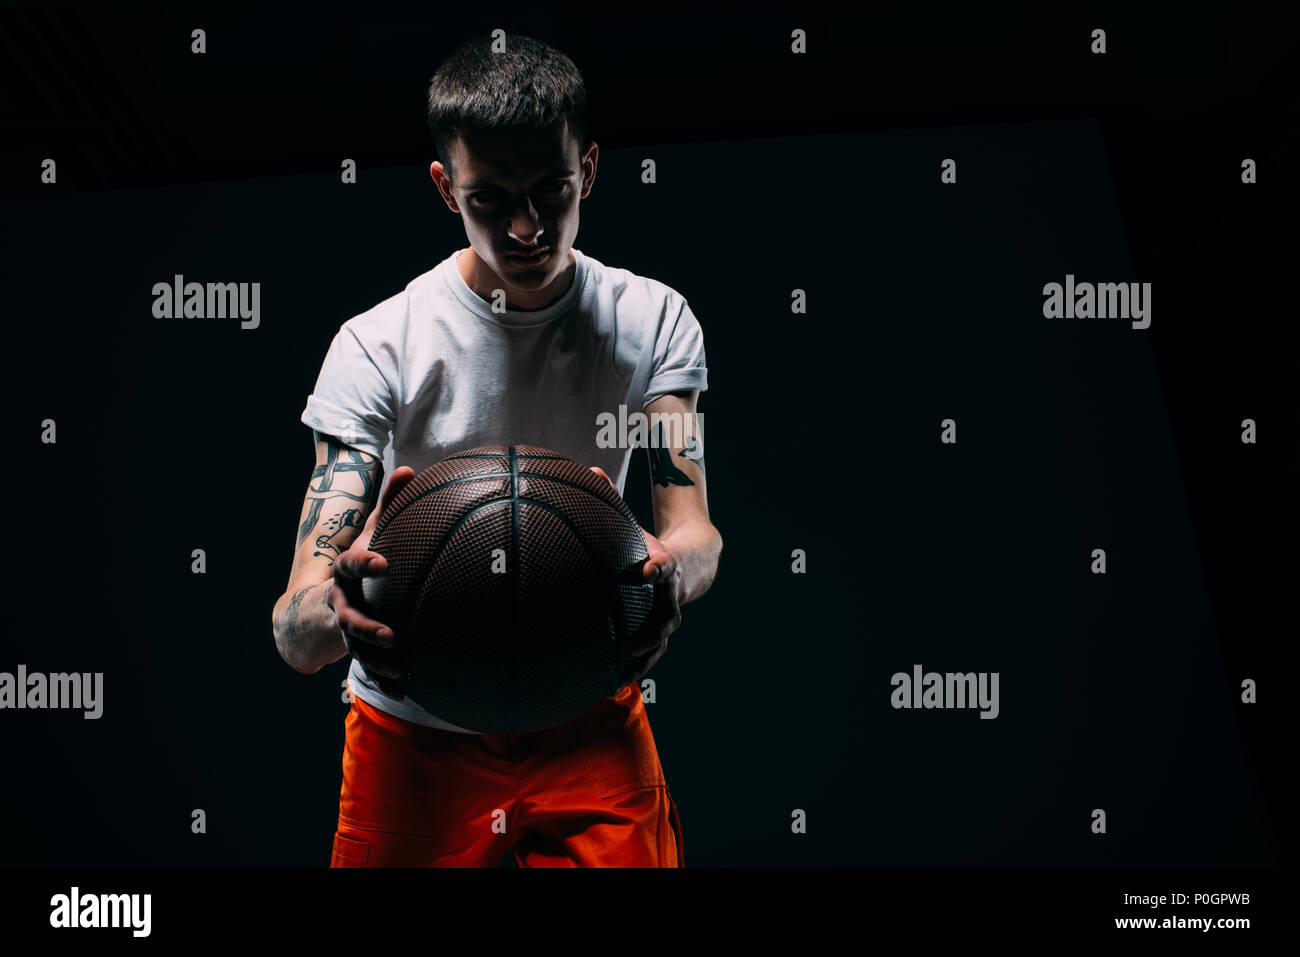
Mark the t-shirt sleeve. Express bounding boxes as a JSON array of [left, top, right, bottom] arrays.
[[643, 296, 708, 408], [299, 323, 397, 460]]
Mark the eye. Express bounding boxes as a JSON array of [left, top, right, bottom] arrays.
[[542, 180, 568, 192], [470, 191, 498, 204]]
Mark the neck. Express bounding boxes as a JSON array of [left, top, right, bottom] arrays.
[[458, 246, 576, 311]]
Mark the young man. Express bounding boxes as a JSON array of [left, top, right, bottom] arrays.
[[270, 34, 722, 867]]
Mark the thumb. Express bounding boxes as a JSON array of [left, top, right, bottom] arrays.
[[643, 555, 670, 582], [642, 537, 675, 582], [379, 466, 418, 513]]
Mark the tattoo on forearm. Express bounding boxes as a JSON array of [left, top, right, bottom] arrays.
[[313, 508, 366, 564], [648, 423, 695, 488], [284, 583, 315, 639]]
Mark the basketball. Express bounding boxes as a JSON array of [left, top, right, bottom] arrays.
[[359, 445, 655, 734]]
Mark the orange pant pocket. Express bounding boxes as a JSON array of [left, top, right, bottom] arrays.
[[330, 831, 370, 867]]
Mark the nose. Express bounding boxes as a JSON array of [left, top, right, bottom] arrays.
[[507, 197, 545, 246]]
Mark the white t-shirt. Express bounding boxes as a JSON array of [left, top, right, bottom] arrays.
[[299, 246, 708, 731]]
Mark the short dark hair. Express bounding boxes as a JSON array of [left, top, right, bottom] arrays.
[[426, 33, 588, 177]]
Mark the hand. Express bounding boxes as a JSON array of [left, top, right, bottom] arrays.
[[590, 466, 683, 689], [328, 465, 417, 699]]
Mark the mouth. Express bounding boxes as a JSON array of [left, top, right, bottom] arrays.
[[506, 247, 551, 265]]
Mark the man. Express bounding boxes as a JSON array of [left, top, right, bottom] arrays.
[[270, 33, 721, 867]]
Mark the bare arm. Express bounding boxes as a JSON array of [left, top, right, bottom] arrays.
[[271, 431, 383, 674], [644, 389, 722, 605], [606, 389, 721, 688]]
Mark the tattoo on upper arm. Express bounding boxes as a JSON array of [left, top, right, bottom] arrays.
[[311, 441, 378, 501], [679, 434, 705, 472], [648, 423, 696, 488], [297, 442, 380, 549]]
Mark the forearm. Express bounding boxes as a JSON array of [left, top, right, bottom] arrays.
[[657, 520, 722, 605], [272, 580, 348, 674]]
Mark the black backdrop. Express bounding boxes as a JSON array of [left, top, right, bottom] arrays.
[[2, 0, 1292, 871]]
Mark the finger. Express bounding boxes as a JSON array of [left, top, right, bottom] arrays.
[[639, 537, 674, 580], [589, 465, 614, 488], [335, 549, 386, 580], [649, 591, 681, 649], [338, 548, 382, 579], [620, 641, 667, 686], [629, 616, 670, 657], [651, 548, 678, 579], [336, 602, 396, 648], [331, 567, 395, 648], [358, 655, 402, 682], [641, 554, 673, 582]]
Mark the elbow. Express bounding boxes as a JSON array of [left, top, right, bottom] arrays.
[[692, 524, 723, 599], [277, 634, 321, 675], [709, 526, 723, 585], [271, 601, 318, 675]]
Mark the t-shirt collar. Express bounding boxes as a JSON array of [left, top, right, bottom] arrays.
[[444, 246, 587, 328]]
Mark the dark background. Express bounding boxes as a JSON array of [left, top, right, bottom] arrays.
[[2, 0, 1292, 868]]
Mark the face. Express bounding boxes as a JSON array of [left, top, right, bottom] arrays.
[[430, 124, 597, 301]]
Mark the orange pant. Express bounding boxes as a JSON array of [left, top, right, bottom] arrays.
[[331, 682, 684, 867]]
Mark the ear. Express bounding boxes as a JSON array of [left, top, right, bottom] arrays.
[[579, 140, 598, 199], [430, 160, 461, 213]]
